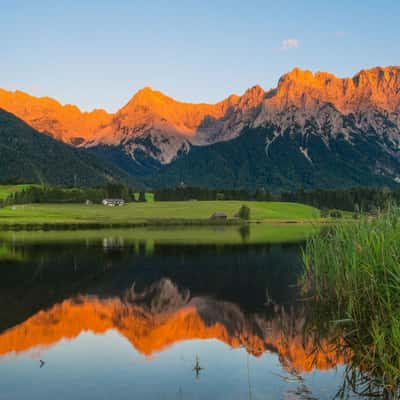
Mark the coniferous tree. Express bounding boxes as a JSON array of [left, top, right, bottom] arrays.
[[238, 205, 250, 220]]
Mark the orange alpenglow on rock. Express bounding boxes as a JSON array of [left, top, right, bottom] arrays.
[[0, 88, 111, 144], [265, 66, 400, 113], [1, 66, 398, 148], [0, 295, 344, 373], [89, 86, 241, 145]]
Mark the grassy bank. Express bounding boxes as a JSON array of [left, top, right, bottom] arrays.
[[302, 207, 400, 397], [0, 201, 320, 229]]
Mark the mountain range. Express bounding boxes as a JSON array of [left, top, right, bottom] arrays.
[[1, 66, 400, 189]]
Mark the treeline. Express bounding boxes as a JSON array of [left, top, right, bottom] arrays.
[[2, 183, 400, 213], [156, 186, 400, 211], [0, 178, 32, 185], [0, 184, 147, 207], [153, 187, 272, 201], [281, 187, 400, 212]]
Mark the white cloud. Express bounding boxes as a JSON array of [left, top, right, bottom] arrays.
[[281, 38, 299, 50]]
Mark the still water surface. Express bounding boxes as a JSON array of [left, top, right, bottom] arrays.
[[0, 226, 363, 399]]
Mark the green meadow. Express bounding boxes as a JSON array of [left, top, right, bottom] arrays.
[[0, 201, 320, 228]]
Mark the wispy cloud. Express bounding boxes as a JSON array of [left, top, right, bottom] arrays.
[[281, 38, 300, 50]]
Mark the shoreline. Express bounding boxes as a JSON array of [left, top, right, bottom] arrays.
[[0, 218, 324, 231], [0, 219, 242, 231]]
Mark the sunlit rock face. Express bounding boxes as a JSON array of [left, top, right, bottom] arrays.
[[0, 84, 265, 164], [263, 66, 400, 114], [85, 85, 266, 164], [1, 66, 400, 169], [0, 279, 343, 373], [0, 89, 111, 144], [89, 87, 238, 143], [255, 66, 400, 147]]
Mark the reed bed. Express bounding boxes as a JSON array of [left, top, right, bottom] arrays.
[[302, 207, 400, 398]]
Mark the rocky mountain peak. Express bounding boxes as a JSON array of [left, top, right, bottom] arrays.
[[265, 66, 400, 114], [238, 85, 265, 109], [125, 86, 174, 108]]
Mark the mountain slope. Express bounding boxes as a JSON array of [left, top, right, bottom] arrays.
[[147, 121, 400, 190], [0, 109, 136, 186], [1, 66, 400, 190], [0, 84, 266, 165], [81, 66, 400, 187], [85, 85, 266, 165]]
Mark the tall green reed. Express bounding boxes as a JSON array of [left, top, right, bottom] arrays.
[[302, 206, 400, 398]]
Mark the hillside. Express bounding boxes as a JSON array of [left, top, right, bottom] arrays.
[[0, 109, 136, 186], [146, 124, 400, 190]]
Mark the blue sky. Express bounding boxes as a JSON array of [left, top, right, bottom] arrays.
[[2, 0, 400, 111]]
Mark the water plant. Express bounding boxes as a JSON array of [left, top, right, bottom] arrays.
[[301, 206, 400, 398]]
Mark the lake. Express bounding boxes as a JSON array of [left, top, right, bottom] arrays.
[[0, 225, 364, 399]]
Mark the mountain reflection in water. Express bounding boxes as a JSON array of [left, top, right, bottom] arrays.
[[0, 279, 344, 372], [0, 230, 357, 400]]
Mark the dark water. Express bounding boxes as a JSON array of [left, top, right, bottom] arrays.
[[0, 227, 362, 400]]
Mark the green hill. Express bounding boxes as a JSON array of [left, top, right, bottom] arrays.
[[0, 109, 138, 187]]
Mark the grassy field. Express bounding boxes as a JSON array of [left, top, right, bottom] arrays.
[[0, 184, 33, 200], [0, 201, 319, 228]]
